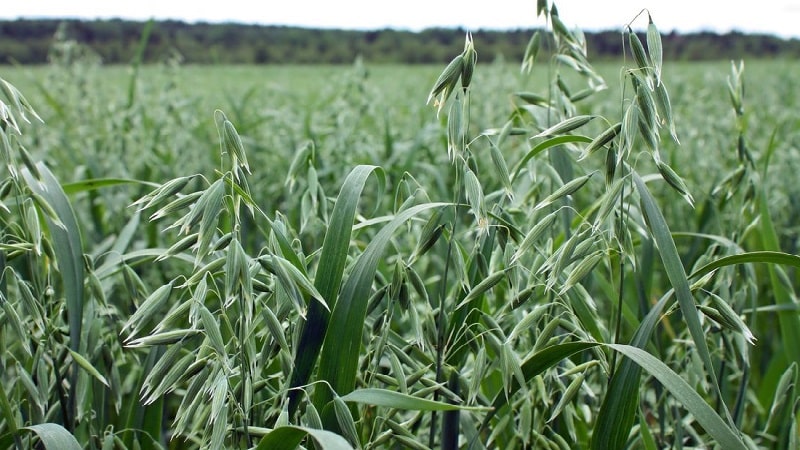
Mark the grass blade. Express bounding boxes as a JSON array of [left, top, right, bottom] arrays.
[[341, 388, 490, 412], [253, 425, 353, 450], [756, 184, 800, 366], [478, 341, 600, 434], [633, 173, 732, 424], [314, 202, 447, 412], [60, 178, 158, 196], [22, 424, 82, 450], [21, 162, 85, 428], [607, 344, 746, 450], [22, 163, 85, 352], [511, 135, 592, 182], [592, 291, 673, 450], [289, 165, 385, 414], [689, 250, 800, 279], [639, 405, 658, 450]]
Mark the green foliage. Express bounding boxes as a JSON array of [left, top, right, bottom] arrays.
[[1, 3, 800, 449]]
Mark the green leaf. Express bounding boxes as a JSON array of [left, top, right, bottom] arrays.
[[21, 162, 85, 425], [22, 163, 85, 354], [105, 210, 141, 262], [126, 18, 153, 108], [474, 337, 746, 450], [689, 251, 800, 280], [756, 183, 800, 366], [607, 344, 746, 450], [633, 173, 732, 424], [22, 423, 82, 450], [314, 202, 448, 411], [639, 406, 658, 450], [511, 135, 592, 182], [479, 341, 600, 432], [253, 425, 353, 450], [592, 292, 673, 450], [61, 178, 158, 195], [289, 165, 385, 415], [340, 388, 490, 412]]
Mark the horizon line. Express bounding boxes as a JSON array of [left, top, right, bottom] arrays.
[[2, 16, 799, 40]]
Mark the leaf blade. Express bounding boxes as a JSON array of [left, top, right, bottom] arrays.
[[253, 425, 353, 450], [22, 423, 82, 450], [341, 388, 490, 412]]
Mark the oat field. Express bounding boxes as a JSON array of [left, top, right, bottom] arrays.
[[1, 7, 800, 450]]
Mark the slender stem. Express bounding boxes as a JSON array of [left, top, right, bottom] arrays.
[[237, 290, 251, 448], [234, 193, 252, 448], [429, 92, 468, 446], [609, 162, 626, 380], [51, 338, 72, 430], [429, 166, 462, 449]]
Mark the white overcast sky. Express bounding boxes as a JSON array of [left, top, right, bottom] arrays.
[[2, 1, 799, 39]]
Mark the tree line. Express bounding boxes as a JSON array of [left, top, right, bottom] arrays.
[[2, 18, 799, 65]]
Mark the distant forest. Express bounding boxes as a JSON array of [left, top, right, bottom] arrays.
[[2, 18, 799, 65]]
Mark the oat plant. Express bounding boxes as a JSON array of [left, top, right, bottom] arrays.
[[3, 3, 800, 450]]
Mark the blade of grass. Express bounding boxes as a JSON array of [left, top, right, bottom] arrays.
[[511, 135, 592, 182], [340, 388, 490, 412], [478, 341, 600, 432], [289, 165, 385, 415], [22, 424, 82, 450], [253, 425, 353, 450], [639, 405, 658, 450], [121, 347, 163, 448], [756, 184, 800, 366], [689, 251, 800, 280], [22, 163, 85, 351], [633, 173, 734, 426], [104, 210, 141, 262], [607, 344, 746, 450], [21, 162, 85, 429], [60, 178, 158, 196], [473, 333, 745, 450], [592, 291, 672, 450], [314, 202, 448, 415]]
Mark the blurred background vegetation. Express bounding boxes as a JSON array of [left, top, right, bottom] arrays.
[[2, 18, 800, 65]]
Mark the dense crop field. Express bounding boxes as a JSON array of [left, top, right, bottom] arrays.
[[2, 8, 800, 450]]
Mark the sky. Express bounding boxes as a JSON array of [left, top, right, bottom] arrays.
[[2, 1, 799, 39]]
